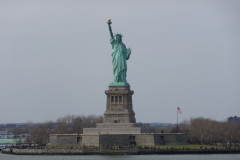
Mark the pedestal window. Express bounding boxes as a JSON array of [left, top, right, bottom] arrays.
[[119, 96, 122, 102], [111, 96, 114, 102]]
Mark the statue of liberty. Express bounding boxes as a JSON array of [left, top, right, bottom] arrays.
[[107, 19, 131, 86]]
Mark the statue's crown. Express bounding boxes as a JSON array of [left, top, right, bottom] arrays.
[[114, 33, 124, 37]]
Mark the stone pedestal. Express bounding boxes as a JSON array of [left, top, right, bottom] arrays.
[[83, 123, 142, 134], [103, 86, 136, 123], [49, 85, 188, 147]]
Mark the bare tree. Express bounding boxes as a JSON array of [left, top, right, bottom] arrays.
[[30, 124, 49, 147], [178, 117, 240, 146]]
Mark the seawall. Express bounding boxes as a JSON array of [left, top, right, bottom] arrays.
[[2, 148, 240, 155]]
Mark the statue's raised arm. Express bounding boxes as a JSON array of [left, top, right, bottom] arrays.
[[107, 19, 114, 39]]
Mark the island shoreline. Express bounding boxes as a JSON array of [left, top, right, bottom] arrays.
[[2, 148, 240, 155]]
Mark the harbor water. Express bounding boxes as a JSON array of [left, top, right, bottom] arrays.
[[1, 153, 240, 160]]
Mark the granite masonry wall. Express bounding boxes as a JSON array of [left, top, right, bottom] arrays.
[[81, 135, 99, 146], [83, 128, 141, 134], [50, 134, 80, 146], [50, 133, 187, 146], [135, 134, 155, 146], [99, 134, 133, 146]]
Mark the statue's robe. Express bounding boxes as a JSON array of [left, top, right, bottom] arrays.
[[110, 38, 131, 83]]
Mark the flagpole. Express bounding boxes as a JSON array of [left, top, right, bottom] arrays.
[[177, 106, 178, 126]]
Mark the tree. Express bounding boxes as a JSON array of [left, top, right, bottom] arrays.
[[30, 123, 50, 147]]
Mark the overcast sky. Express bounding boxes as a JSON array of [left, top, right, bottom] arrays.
[[0, 0, 239, 124]]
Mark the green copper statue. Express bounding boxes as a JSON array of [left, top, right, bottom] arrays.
[[107, 19, 131, 86]]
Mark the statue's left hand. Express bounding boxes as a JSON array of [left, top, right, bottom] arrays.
[[126, 48, 131, 60]]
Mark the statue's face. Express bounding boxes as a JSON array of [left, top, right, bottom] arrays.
[[116, 36, 122, 43]]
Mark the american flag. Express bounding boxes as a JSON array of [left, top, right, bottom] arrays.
[[177, 107, 182, 114]]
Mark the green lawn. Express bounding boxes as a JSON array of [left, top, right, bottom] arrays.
[[141, 144, 240, 150]]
